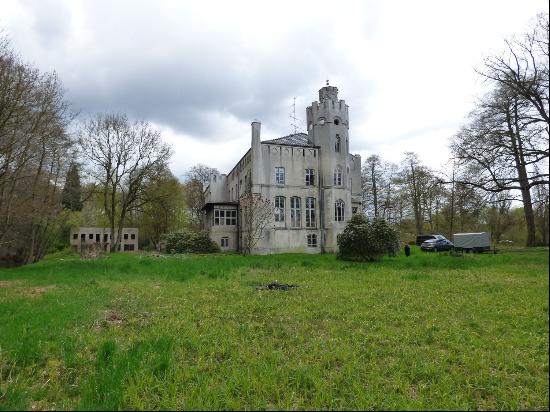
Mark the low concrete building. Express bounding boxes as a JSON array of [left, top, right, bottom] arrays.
[[203, 83, 362, 254], [70, 227, 139, 252]]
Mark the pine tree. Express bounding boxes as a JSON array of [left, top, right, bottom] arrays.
[[62, 163, 83, 211]]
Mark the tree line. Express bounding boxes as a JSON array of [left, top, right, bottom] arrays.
[[0, 13, 547, 265]]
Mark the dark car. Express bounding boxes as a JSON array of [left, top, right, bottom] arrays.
[[421, 235, 454, 252]]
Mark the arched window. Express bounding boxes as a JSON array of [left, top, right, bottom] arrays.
[[334, 118, 340, 126], [334, 167, 342, 186], [274, 196, 285, 222], [335, 134, 341, 152], [335, 199, 345, 222], [305, 197, 316, 228], [290, 197, 301, 228]]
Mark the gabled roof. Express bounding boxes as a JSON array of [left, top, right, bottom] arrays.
[[262, 133, 315, 147]]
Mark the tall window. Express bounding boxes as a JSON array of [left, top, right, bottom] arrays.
[[275, 196, 285, 222], [305, 197, 316, 228], [334, 168, 342, 186], [335, 199, 345, 222], [335, 134, 341, 152], [214, 209, 237, 225], [275, 167, 285, 185], [290, 197, 301, 228], [305, 169, 315, 186]]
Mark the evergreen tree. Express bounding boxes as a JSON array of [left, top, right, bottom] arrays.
[[62, 163, 83, 211]]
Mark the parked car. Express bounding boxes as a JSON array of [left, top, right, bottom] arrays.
[[415, 234, 437, 246], [421, 235, 454, 252]]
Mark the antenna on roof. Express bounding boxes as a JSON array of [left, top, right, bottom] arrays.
[[290, 96, 298, 134]]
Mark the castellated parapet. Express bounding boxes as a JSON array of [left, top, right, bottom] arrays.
[[306, 94, 349, 130]]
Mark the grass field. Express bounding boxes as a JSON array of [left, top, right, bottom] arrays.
[[0, 247, 548, 410]]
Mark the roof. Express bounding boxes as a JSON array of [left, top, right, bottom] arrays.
[[262, 133, 315, 147]]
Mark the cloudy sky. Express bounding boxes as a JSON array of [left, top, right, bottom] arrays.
[[1, 0, 548, 178]]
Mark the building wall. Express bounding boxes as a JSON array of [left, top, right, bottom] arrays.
[[69, 227, 139, 251], [203, 85, 362, 254]]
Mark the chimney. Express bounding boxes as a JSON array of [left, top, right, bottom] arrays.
[[251, 121, 261, 146]]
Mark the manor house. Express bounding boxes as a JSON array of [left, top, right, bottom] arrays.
[[203, 84, 362, 253]]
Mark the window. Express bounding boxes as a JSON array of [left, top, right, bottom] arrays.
[[275, 167, 285, 185], [305, 197, 316, 228], [221, 237, 229, 247], [334, 168, 342, 186], [124, 233, 129, 240], [335, 134, 341, 152], [290, 197, 301, 228], [307, 234, 317, 247], [275, 196, 285, 222], [89, 233, 93, 239], [81, 234, 85, 241], [104, 234, 108, 242], [73, 233, 78, 240], [214, 210, 237, 226], [96, 234, 100, 242], [335, 199, 345, 222], [131, 234, 136, 240], [334, 118, 340, 125], [352, 207, 358, 214], [305, 169, 315, 186]]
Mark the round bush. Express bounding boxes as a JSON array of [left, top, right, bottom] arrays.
[[164, 230, 220, 254], [337, 214, 400, 262]]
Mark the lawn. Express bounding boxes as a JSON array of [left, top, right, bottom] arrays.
[[0, 248, 548, 410]]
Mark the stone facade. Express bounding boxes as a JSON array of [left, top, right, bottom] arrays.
[[203, 84, 362, 254], [69, 227, 139, 252]]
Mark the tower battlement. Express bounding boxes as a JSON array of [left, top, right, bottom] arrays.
[[306, 100, 349, 129]]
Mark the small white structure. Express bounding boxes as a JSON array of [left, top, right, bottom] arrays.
[[70, 227, 139, 252], [453, 232, 491, 252]]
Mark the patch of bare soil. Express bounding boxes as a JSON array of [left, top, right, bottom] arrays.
[[0, 280, 20, 288], [256, 281, 298, 291]]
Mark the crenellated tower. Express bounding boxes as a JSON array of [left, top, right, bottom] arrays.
[[306, 82, 353, 250]]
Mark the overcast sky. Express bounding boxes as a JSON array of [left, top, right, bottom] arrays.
[[1, 0, 548, 178]]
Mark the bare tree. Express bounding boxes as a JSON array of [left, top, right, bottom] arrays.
[[451, 83, 548, 246], [239, 183, 273, 255], [78, 114, 172, 252], [183, 164, 218, 229], [481, 13, 549, 130]]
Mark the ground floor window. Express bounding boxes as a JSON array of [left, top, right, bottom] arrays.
[[221, 237, 229, 247], [307, 234, 317, 247], [214, 209, 237, 226], [123, 244, 135, 251]]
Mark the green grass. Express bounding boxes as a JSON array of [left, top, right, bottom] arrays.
[[0, 247, 548, 410]]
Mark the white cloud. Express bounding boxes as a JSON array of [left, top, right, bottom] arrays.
[[1, 0, 547, 175]]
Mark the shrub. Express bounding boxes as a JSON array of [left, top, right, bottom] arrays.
[[163, 230, 220, 254], [337, 214, 400, 262]]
